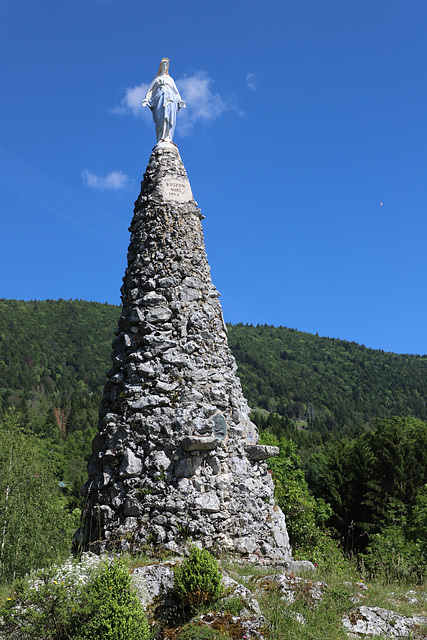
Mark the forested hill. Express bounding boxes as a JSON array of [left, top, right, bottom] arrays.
[[0, 298, 426, 436], [0, 299, 120, 435], [228, 323, 427, 433]]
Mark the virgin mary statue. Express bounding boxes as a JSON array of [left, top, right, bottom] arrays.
[[142, 58, 186, 144]]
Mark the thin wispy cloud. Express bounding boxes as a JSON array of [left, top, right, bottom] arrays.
[[177, 72, 236, 135], [109, 82, 150, 118], [110, 71, 240, 135], [0, 146, 124, 253], [245, 73, 258, 91], [82, 169, 131, 190]]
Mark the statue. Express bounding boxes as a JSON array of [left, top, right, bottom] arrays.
[[142, 58, 186, 144]]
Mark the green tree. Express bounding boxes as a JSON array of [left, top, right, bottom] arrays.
[[412, 484, 427, 556], [260, 432, 331, 551], [0, 410, 77, 581], [318, 416, 427, 555]]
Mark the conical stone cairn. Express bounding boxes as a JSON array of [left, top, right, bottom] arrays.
[[77, 144, 292, 563]]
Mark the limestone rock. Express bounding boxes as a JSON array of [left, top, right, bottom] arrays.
[[181, 435, 219, 451], [221, 572, 262, 615], [130, 562, 267, 639], [342, 606, 427, 638], [194, 491, 221, 512], [195, 612, 267, 640], [131, 563, 176, 610], [119, 449, 142, 477], [245, 444, 280, 460], [282, 560, 316, 574], [258, 573, 327, 606]]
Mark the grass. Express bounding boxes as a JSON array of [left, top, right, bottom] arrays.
[[246, 566, 355, 640], [217, 556, 427, 640], [1, 549, 426, 640]]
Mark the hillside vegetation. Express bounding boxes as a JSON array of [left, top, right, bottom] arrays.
[[0, 298, 427, 587], [1, 299, 426, 438], [0, 299, 119, 437], [228, 323, 427, 433]]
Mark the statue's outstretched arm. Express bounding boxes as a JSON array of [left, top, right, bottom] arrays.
[[142, 78, 157, 107], [170, 78, 186, 110]]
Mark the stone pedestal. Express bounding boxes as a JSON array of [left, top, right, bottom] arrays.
[[76, 145, 292, 562]]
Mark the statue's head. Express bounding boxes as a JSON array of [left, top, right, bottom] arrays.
[[157, 58, 170, 76]]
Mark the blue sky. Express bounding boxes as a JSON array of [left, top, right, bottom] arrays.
[[0, 0, 426, 355]]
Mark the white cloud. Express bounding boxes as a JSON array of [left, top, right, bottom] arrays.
[[109, 82, 150, 117], [177, 72, 234, 135], [82, 169, 130, 190], [245, 73, 258, 91], [110, 71, 239, 135]]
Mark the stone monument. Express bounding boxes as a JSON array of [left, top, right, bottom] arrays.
[[75, 60, 292, 563]]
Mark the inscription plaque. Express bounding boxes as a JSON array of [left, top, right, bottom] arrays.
[[212, 414, 227, 440], [160, 177, 193, 203]]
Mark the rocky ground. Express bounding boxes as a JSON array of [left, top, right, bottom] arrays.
[[131, 557, 427, 639], [2, 552, 426, 639]]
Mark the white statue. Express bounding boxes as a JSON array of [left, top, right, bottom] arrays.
[[142, 58, 186, 144]]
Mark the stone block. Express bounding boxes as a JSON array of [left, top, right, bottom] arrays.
[[208, 456, 221, 474], [181, 436, 219, 451], [124, 496, 143, 517], [229, 456, 248, 475], [146, 306, 173, 323], [282, 560, 316, 574], [270, 508, 291, 554], [150, 450, 171, 471], [235, 536, 258, 555], [128, 395, 170, 409], [120, 449, 143, 478], [142, 291, 167, 306], [194, 491, 220, 512], [245, 444, 280, 460], [162, 350, 187, 365], [129, 307, 145, 323]]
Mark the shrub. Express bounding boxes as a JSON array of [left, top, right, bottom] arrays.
[[260, 432, 331, 551], [0, 556, 150, 640], [174, 546, 224, 608], [294, 528, 350, 576], [77, 558, 150, 640], [0, 566, 78, 640], [361, 526, 426, 584]]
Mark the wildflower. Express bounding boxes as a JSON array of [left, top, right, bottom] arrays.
[[53, 581, 58, 585]]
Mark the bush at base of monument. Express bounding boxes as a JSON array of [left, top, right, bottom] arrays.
[[0, 557, 150, 640], [174, 546, 224, 609], [76, 559, 150, 640]]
